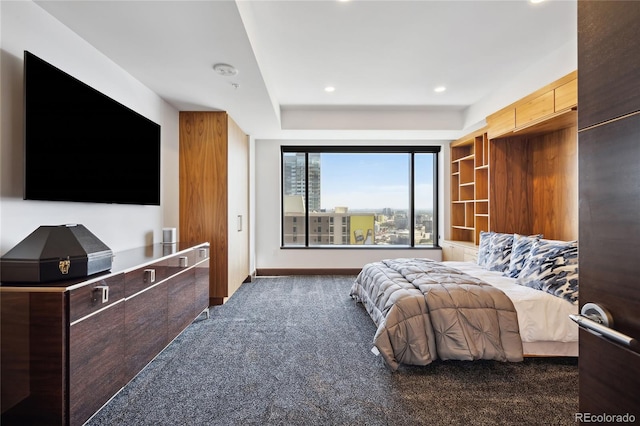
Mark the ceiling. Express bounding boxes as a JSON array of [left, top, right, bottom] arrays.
[[35, 0, 577, 141]]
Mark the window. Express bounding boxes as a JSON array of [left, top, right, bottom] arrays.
[[281, 146, 439, 247]]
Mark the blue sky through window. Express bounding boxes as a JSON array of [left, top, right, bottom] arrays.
[[320, 153, 434, 211]]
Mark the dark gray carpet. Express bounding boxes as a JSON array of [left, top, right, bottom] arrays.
[[86, 275, 578, 425]]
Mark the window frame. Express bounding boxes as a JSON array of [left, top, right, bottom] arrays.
[[281, 145, 440, 249]]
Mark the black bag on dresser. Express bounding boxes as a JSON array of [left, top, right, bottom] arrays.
[[0, 224, 113, 283]]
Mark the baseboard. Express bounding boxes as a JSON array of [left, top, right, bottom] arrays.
[[255, 268, 361, 276]]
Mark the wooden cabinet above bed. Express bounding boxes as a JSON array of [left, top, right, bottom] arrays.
[[448, 71, 578, 247]]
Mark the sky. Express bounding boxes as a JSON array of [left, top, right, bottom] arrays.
[[319, 153, 435, 211]]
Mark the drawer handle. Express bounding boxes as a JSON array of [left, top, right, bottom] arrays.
[[144, 269, 156, 283], [179, 256, 189, 267], [92, 286, 109, 304]]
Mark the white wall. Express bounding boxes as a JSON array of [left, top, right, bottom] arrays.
[[0, 1, 180, 255], [463, 38, 578, 130], [254, 139, 448, 270]]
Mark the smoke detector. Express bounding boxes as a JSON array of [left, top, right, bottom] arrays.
[[213, 63, 238, 76]]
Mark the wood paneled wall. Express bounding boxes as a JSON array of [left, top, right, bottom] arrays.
[[490, 137, 533, 236], [490, 125, 578, 241], [180, 112, 229, 301], [531, 125, 578, 241]]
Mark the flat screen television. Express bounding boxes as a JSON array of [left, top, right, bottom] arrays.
[[23, 51, 161, 205]]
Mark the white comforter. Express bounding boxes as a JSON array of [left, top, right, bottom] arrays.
[[444, 261, 579, 345]]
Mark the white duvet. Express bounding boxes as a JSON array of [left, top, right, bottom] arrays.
[[443, 261, 579, 345]]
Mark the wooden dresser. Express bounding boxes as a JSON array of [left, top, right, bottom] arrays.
[[0, 242, 210, 426]]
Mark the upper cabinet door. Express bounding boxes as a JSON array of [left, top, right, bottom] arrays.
[[578, 1, 640, 130]]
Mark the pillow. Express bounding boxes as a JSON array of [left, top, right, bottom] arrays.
[[516, 239, 579, 305], [485, 233, 514, 273], [505, 234, 542, 278], [477, 231, 495, 267]]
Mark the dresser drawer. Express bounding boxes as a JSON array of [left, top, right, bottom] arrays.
[[195, 246, 209, 263], [125, 260, 167, 298], [69, 273, 125, 323], [165, 250, 197, 277]]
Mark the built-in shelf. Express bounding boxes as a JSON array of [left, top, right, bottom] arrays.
[[450, 128, 489, 244], [449, 71, 578, 247]]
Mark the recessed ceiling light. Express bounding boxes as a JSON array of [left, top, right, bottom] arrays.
[[213, 63, 238, 76], [434, 86, 446, 93], [325, 86, 336, 92], [530, 0, 545, 3]]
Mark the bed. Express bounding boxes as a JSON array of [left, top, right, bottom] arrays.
[[350, 233, 579, 370]]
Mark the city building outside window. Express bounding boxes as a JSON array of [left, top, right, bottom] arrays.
[[281, 146, 439, 248]]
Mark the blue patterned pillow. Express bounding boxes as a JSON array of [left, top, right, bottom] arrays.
[[505, 234, 542, 278], [477, 231, 495, 267], [485, 233, 514, 273], [516, 239, 579, 304]]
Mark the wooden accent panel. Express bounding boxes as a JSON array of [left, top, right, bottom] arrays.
[[69, 273, 124, 323], [578, 84, 640, 416], [578, 1, 640, 130], [530, 126, 578, 241], [180, 111, 228, 303], [1, 292, 30, 414], [578, 331, 640, 413], [579, 115, 640, 346], [489, 137, 533, 235], [487, 108, 515, 139], [489, 126, 578, 241], [69, 302, 125, 426], [167, 269, 196, 341], [554, 78, 577, 112], [515, 90, 554, 128], [1, 292, 66, 425], [124, 282, 168, 381]]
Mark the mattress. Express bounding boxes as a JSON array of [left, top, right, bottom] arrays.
[[443, 261, 579, 356]]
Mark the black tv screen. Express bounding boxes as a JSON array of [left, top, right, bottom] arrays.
[[23, 51, 161, 205]]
